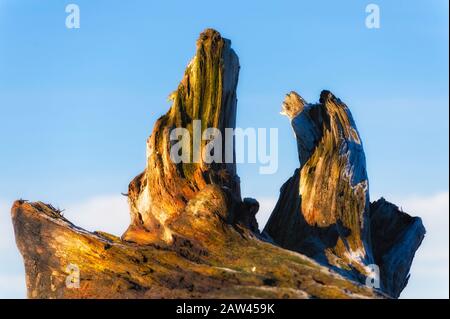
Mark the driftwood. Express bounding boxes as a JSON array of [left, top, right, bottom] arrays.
[[11, 29, 424, 299], [264, 91, 425, 298]]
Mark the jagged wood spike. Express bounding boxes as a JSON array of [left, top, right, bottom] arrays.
[[124, 29, 242, 244], [264, 90, 425, 297]]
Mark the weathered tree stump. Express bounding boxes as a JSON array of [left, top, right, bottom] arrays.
[[11, 29, 424, 299]]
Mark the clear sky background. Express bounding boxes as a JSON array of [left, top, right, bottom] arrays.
[[0, 0, 448, 298]]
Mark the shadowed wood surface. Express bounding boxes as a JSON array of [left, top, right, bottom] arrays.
[[264, 91, 425, 298]]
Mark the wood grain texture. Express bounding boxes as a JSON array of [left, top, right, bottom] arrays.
[[11, 29, 424, 299]]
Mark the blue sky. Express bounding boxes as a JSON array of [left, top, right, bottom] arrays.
[[0, 0, 448, 298]]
